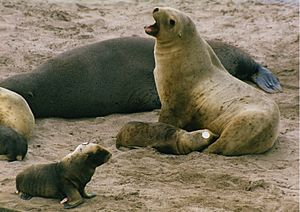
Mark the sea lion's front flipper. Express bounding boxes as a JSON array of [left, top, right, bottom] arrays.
[[251, 66, 282, 93], [20, 192, 32, 200], [80, 189, 96, 199], [62, 183, 84, 209]]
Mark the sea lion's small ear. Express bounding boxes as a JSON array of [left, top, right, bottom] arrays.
[[27, 91, 34, 98], [178, 32, 182, 38]]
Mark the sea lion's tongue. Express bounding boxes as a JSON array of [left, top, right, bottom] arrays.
[[144, 22, 159, 36]]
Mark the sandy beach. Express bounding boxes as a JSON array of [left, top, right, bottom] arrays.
[[0, 0, 299, 211]]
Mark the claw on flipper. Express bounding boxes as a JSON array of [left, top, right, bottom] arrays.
[[252, 66, 283, 93]]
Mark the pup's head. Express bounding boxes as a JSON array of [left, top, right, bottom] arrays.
[[63, 142, 111, 168], [144, 7, 196, 42]]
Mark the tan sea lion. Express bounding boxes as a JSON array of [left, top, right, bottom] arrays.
[[144, 7, 280, 155], [116, 121, 218, 155], [16, 142, 112, 209], [0, 87, 35, 161]]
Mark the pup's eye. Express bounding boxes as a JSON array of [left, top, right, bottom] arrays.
[[169, 19, 175, 26]]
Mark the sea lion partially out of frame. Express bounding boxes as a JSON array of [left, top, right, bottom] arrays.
[[0, 87, 34, 161]]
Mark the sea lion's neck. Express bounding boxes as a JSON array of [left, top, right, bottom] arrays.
[[154, 34, 197, 56], [59, 159, 95, 186], [155, 34, 226, 76], [155, 40, 185, 55]]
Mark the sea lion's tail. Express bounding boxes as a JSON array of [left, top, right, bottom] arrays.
[[251, 66, 283, 93]]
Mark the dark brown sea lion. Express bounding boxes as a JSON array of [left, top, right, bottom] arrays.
[[116, 121, 218, 155], [145, 7, 280, 155], [16, 142, 111, 209], [0, 87, 34, 161], [0, 37, 281, 118]]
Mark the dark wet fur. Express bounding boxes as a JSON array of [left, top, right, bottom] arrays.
[[0, 37, 281, 118], [116, 121, 178, 149], [0, 37, 157, 118], [207, 40, 259, 80], [0, 125, 27, 161], [16, 163, 65, 199]]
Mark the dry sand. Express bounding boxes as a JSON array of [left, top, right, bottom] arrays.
[[0, 0, 299, 211]]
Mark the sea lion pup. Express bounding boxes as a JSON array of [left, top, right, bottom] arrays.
[[116, 121, 218, 155], [0, 38, 281, 119], [16, 142, 112, 209], [145, 7, 280, 155], [0, 87, 34, 161], [0, 126, 28, 161]]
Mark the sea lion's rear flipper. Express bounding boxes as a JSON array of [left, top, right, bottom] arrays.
[[20, 192, 32, 200], [251, 66, 282, 93]]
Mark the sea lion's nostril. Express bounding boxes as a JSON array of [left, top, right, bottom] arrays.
[[153, 8, 159, 13]]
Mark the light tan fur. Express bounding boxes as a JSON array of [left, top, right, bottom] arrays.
[[0, 87, 35, 139], [62, 142, 106, 164], [151, 7, 280, 155]]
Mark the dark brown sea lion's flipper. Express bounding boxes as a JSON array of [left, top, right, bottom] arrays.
[[20, 192, 32, 200], [251, 66, 283, 93]]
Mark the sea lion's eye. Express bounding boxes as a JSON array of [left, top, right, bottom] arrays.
[[169, 19, 176, 26]]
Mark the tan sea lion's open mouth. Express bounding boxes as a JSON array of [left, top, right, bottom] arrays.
[[144, 22, 159, 36], [144, 8, 160, 36]]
